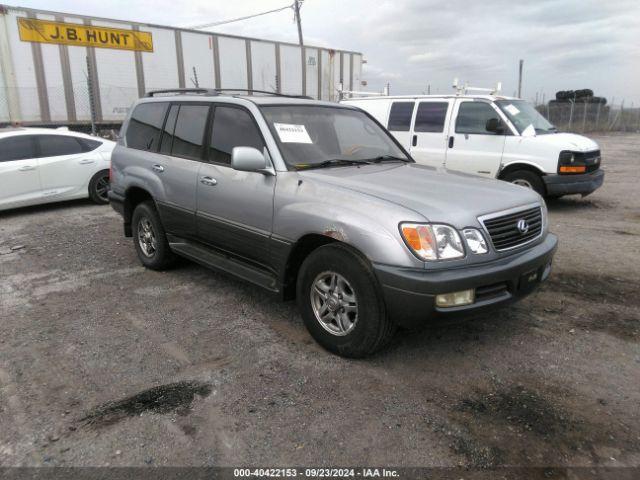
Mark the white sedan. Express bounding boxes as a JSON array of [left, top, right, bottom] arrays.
[[0, 127, 115, 211]]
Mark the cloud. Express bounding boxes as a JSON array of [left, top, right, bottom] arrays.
[[17, 0, 640, 103]]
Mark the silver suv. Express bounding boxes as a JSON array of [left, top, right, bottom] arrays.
[[109, 89, 557, 357]]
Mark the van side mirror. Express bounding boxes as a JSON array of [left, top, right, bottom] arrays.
[[485, 117, 504, 134], [231, 147, 273, 175]]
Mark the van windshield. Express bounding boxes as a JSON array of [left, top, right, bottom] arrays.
[[261, 105, 410, 169], [495, 100, 557, 135]]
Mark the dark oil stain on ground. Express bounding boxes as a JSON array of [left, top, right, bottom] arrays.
[[455, 385, 577, 437], [79, 381, 212, 428], [448, 383, 640, 467]]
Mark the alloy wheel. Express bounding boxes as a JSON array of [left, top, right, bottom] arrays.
[[310, 271, 358, 336]]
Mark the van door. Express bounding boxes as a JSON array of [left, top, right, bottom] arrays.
[[444, 99, 506, 178], [385, 101, 415, 151], [409, 99, 452, 168]]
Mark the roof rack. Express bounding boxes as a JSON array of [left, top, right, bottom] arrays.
[[145, 88, 218, 97], [144, 88, 313, 99]]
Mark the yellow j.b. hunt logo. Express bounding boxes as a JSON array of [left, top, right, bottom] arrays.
[[17, 17, 153, 52]]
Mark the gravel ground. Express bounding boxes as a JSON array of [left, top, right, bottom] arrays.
[[0, 133, 639, 470]]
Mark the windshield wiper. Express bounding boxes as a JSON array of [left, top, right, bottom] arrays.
[[365, 155, 410, 163], [294, 158, 372, 170]]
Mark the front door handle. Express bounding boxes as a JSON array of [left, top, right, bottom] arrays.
[[200, 176, 217, 186], [18, 165, 36, 171], [448, 136, 454, 148], [152, 164, 164, 173], [412, 134, 417, 147]]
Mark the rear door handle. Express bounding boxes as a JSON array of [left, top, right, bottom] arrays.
[[200, 176, 217, 186], [18, 165, 36, 171], [152, 164, 164, 173], [412, 134, 417, 147], [79, 158, 95, 165], [448, 136, 454, 148]]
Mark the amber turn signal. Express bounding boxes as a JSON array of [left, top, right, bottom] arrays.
[[559, 165, 586, 174]]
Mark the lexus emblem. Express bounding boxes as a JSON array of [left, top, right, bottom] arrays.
[[517, 219, 530, 234]]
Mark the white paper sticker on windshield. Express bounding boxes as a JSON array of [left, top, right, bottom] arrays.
[[504, 104, 520, 116], [273, 123, 312, 143]]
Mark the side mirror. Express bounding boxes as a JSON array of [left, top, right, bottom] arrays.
[[231, 147, 273, 175], [485, 117, 504, 134]]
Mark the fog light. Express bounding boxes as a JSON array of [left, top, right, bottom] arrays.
[[435, 289, 475, 307]]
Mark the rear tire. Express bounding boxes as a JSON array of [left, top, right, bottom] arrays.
[[296, 243, 396, 358], [502, 170, 546, 196], [88, 170, 110, 204], [131, 201, 176, 270]]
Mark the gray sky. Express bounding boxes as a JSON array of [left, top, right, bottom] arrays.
[[17, 0, 640, 103]]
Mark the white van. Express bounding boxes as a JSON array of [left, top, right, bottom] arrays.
[[341, 95, 604, 197]]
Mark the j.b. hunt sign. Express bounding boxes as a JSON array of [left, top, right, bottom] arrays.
[[17, 17, 153, 52]]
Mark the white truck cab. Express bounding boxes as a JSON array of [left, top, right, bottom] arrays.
[[341, 94, 604, 197]]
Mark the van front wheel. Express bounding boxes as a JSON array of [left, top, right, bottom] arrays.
[[502, 170, 545, 196]]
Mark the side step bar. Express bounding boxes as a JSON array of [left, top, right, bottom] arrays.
[[167, 235, 279, 293]]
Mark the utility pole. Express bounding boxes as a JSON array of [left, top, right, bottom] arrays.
[[518, 59, 524, 98], [294, 0, 306, 96]]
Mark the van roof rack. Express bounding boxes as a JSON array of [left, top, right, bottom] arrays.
[[145, 88, 313, 99]]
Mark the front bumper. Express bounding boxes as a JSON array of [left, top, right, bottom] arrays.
[[374, 233, 558, 328], [543, 169, 604, 197]]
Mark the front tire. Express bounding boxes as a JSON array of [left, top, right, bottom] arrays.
[[502, 170, 546, 196], [88, 170, 110, 204], [296, 243, 396, 358], [131, 201, 176, 270]]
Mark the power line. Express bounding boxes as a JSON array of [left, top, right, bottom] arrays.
[[189, 3, 295, 30]]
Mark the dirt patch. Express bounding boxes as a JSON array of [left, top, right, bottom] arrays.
[[451, 434, 504, 468], [542, 271, 640, 307], [572, 310, 639, 342], [455, 385, 578, 437], [79, 381, 212, 428]]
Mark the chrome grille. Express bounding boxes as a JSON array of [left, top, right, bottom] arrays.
[[480, 206, 543, 251]]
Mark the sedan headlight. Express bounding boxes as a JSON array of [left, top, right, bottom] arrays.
[[400, 223, 464, 261]]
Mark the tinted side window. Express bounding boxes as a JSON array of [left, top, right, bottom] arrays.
[[209, 106, 265, 165], [77, 138, 102, 152], [387, 102, 415, 131], [0, 135, 37, 161], [126, 102, 169, 151], [456, 102, 500, 134], [171, 105, 210, 160], [159, 105, 179, 155], [415, 102, 448, 133], [37, 135, 84, 156]]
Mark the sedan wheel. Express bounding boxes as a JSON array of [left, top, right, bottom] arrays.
[[95, 175, 110, 202]]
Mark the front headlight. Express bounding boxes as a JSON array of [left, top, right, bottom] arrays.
[[541, 200, 548, 231], [400, 223, 464, 261], [462, 228, 488, 254]]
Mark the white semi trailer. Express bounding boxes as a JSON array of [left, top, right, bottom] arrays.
[[0, 4, 363, 128]]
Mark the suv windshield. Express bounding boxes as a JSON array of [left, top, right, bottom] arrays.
[[261, 105, 409, 169], [495, 100, 557, 135]]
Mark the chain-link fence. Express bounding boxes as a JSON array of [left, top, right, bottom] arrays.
[[534, 99, 640, 134], [0, 83, 134, 131]]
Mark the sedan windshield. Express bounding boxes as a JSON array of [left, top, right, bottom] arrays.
[[261, 105, 410, 169], [496, 100, 557, 135]]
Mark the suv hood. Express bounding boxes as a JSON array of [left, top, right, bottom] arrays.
[[531, 132, 599, 152], [299, 163, 541, 228]]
